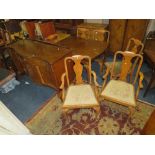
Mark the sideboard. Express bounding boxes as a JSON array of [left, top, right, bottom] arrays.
[[9, 39, 73, 90]]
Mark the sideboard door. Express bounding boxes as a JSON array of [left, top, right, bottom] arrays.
[[122, 19, 149, 50]]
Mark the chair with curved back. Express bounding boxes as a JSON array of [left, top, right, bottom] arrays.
[[100, 38, 144, 76], [77, 27, 90, 40], [60, 55, 100, 113], [126, 38, 144, 54], [93, 29, 110, 42], [100, 51, 144, 115]]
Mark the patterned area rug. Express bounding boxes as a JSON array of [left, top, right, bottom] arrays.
[[25, 95, 155, 135]]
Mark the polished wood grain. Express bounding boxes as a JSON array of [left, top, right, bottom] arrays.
[[77, 23, 108, 30], [9, 39, 72, 89], [23, 56, 56, 88], [109, 19, 149, 53], [9, 49, 26, 74], [10, 39, 71, 64], [109, 19, 127, 53], [122, 19, 149, 50], [141, 110, 155, 135], [77, 23, 108, 41], [54, 19, 83, 34], [56, 36, 108, 60], [77, 28, 90, 40]]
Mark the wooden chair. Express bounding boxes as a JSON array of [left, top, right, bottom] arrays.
[[60, 55, 100, 113], [126, 38, 144, 54], [101, 38, 144, 75], [93, 29, 110, 42], [100, 51, 144, 115], [77, 28, 90, 40]]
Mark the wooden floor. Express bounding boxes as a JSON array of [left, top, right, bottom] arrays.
[[141, 109, 155, 135]]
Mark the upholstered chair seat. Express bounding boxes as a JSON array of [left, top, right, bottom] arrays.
[[63, 84, 98, 108], [101, 80, 136, 106]]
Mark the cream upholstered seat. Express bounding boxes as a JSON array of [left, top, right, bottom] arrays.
[[101, 80, 136, 106], [63, 84, 98, 108]]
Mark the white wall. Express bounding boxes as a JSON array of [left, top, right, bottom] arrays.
[[84, 19, 109, 24], [146, 19, 155, 34]]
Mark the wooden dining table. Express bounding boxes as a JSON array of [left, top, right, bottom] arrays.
[[55, 36, 108, 60]]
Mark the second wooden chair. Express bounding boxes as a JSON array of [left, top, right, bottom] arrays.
[[100, 51, 144, 115], [99, 38, 144, 75]]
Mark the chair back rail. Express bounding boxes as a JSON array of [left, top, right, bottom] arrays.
[[93, 29, 110, 43], [111, 51, 143, 84], [64, 55, 91, 86], [126, 38, 144, 54], [77, 28, 90, 40]]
